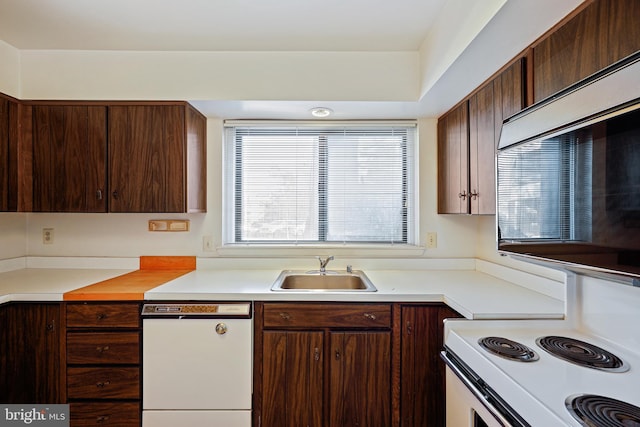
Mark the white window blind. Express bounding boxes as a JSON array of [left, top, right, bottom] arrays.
[[497, 130, 592, 241], [223, 122, 417, 244]]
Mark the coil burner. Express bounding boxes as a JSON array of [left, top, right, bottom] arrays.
[[536, 336, 629, 372], [478, 337, 539, 362], [566, 394, 640, 427]]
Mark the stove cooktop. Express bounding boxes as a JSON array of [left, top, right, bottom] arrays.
[[445, 320, 640, 427]]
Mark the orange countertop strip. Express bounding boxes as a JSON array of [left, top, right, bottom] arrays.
[[64, 256, 195, 301]]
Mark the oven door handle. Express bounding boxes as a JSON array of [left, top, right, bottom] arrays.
[[441, 350, 515, 427]]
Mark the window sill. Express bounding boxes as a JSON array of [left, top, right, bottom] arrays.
[[213, 243, 426, 258]]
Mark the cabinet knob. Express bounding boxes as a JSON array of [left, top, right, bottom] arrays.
[[215, 323, 228, 335], [96, 415, 111, 423], [458, 190, 468, 200], [112, 190, 119, 199], [469, 190, 479, 200], [279, 312, 291, 320]]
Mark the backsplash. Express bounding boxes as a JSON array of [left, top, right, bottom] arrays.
[[577, 274, 640, 354]]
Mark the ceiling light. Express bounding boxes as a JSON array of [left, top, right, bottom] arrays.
[[310, 107, 333, 118]]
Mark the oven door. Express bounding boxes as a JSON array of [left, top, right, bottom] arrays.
[[442, 350, 530, 427], [446, 367, 505, 427]]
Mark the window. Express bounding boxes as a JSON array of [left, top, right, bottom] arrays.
[[223, 122, 417, 245]]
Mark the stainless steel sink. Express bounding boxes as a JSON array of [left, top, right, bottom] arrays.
[[271, 270, 377, 292]]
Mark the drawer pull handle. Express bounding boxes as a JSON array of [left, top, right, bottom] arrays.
[[335, 349, 341, 360], [96, 415, 110, 423], [96, 381, 111, 388], [96, 313, 107, 320], [314, 347, 320, 362], [96, 345, 110, 353], [364, 313, 377, 320], [279, 312, 291, 320]]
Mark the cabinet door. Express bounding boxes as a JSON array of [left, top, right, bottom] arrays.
[[469, 58, 525, 215], [400, 305, 461, 427], [261, 330, 323, 427], [469, 82, 495, 215], [0, 303, 62, 404], [32, 105, 107, 212], [533, 0, 640, 102], [0, 96, 19, 212], [330, 331, 391, 427], [108, 105, 185, 212], [438, 102, 469, 214]]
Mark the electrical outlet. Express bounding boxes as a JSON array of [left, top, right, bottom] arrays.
[[426, 232, 437, 249], [203, 235, 215, 252], [43, 228, 54, 244]]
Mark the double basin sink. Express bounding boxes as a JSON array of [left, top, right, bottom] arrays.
[[271, 269, 377, 292]]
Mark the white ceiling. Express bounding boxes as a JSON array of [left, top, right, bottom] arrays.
[[0, 0, 446, 52]]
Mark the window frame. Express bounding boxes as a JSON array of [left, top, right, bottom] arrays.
[[223, 121, 418, 247]]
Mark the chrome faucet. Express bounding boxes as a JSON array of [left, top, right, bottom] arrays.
[[317, 256, 334, 273]]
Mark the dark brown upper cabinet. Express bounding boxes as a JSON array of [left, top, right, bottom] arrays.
[[437, 102, 469, 214], [108, 103, 206, 213], [439, 59, 525, 215], [533, 0, 640, 102], [30, 104, 108, 212], [0, 94, 19, 212]]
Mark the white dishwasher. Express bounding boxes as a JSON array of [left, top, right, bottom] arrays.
[[141, 302, 252, 427]]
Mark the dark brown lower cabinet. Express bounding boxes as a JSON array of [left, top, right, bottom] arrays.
[[255, 302, 393, 427], [400, 304, 463, 427], [65, 302, 141, 427], [255, 302, 458, 427], [329, 331, 391, 427], [0, 302, 63, 404]]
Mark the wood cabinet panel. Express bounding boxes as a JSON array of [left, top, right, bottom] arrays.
[[263, 302, 392, 328], [0, 303, 62, 404], [329, 331, 391, 427], [67, 331, 140, 364], [67, 367, 140, 399], [469, 82, 495, 215], [400, 304, 462, 427], [108, 104, 205, 213], [0, 96, 20, 212], [256, 302, 394, 427], [261, 331, 324, 427], [31, 105, 107, 212], [69, 402, 140, 427], [533, 0, 640, 102], [438, 102, 469, 214], [66, 303, 140, 328]]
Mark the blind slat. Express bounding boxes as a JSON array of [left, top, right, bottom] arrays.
[[224, 124, 416, 244]]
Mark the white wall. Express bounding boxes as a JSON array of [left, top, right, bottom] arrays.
[[0, 40, 20, 97], [20, 50, 418, 102], [0, 214, 27, 259]]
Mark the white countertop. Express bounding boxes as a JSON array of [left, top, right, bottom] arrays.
[[0, 268, 134, 305], [143, 268, 565, 319], [0, 258, 565, 320]]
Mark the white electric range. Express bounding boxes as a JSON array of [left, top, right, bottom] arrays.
[[443, 274, 640, 427]]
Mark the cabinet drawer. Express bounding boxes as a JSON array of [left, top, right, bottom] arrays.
[[70, 402, 140, 427], [263, 303, 392, 328], [67, 303, 140, 328], [67, 367, 139, 399], [67, 332, 140, 364]]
